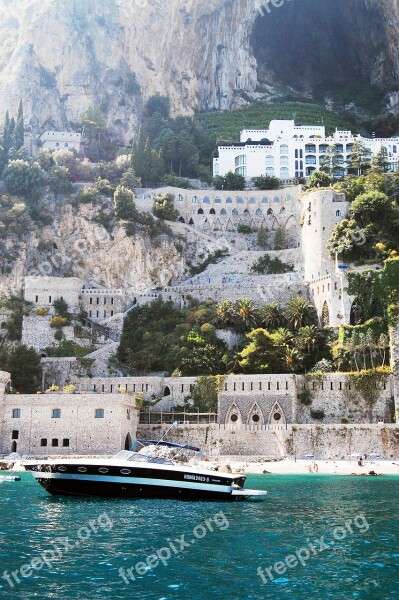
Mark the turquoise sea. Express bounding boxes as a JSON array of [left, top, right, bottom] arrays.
[[0, 473, 398, 599]]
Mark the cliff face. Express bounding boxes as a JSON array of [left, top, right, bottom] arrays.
[[0, 0, 398, 141]]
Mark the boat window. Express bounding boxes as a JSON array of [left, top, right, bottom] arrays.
[[77, 467, 87, 473], [57, 466, 67, 472], [120, 469, 131, 475], [98, 467, 109, 474]]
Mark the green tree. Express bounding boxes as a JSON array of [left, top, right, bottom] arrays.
[[347, 141, 371, 176], [214, 300, 235, 328], [320, 144, 343, 179], [233, 298, 258, 330], [114, 185, 136, 221], [47, 165, 73, 195], [213, 171, 245, 191], [371, 147, 389, 174], [257, 225, 269, 248], [3, 159, 43, 200], [6, 345, 42, 393], [13, 100, 24, 151], [260, 303, 286, 329], [153, 193, 179, 221], [308, 170, 331, 188], [131, 135, 165, 186], [145, 94, 170, 119], [238, 328, 275, 373], [120, 167, 141, 190], [284, 297, 318, 330], [273, 226, 288, 250], [252, 175, 280, 190]]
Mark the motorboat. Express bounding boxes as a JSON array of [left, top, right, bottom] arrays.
[[24, 440, 267, 501], [0, 475, 21, 482]]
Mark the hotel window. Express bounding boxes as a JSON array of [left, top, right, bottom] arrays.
[[35, 295, 38, 302], [95, 409, 105, 418], [266, 167, 275, 176], [192, 196, 198, 203], [280, 145, 288, 154], [280, 156, 289, 166], [266, 155, 274, 166], [12, 409, 21, 418], [52, 409, 61, 419], [280, 168, 289, 178], [40, 438, 47, 447], [235, 155, 246, 167], [63, 439, 70, 447], [52, 439, 59, 447], [12, 430, 19, 440], [90, 297, 93, 305]]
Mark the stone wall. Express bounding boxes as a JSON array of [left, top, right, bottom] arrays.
[[24, 276, 83, 312], [0, 392, 139, 457], [137, 423, 399, 459]]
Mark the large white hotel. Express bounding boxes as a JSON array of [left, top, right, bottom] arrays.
[[213, 119, 399, 181]]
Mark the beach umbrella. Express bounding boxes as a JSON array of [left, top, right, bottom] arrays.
[[369, 453, 382, 459], [351, 453, 363, 459], [303, 454, 315, 459]]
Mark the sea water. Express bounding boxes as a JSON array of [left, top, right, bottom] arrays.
[[0, 472, 398, 599]]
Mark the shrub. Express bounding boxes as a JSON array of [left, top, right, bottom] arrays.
[[47, 165, 73, 194], [50, 316, 68, 328], [252, 175, 280, 190], [237, 224, 252, 234], [78, 187, 99, 204], [310, 409, 326, 420], [35, 307, 49, 316], [251, 254, 293, 274], [3, 159, 43, 200], [153, 193, 179, 221]]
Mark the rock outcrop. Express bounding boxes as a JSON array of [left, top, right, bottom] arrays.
[[1, 0, 397, 141]]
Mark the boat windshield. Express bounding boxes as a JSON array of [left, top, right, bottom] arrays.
[[113, 450, 173, 465]]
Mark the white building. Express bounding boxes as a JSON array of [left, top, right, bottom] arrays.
[[39, 131, 83, 153], [213, 119, 399, 181]]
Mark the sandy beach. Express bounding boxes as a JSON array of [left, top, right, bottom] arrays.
[[205, 458, 399, 476]]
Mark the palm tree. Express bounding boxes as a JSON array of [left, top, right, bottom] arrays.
[[295, 325, 323, 354], [260, 303, 286, 329], [378, 333, 389, 367], [234, 298, 258, 331], [285, 297, 318, 330], [284, 347, 304, 373], [214, 300, 234, 328]]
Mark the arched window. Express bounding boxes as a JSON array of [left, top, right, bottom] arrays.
[[249, 197, 256, 204], [262, 197, 269, 203], [232, 208, 239, 216], [273, 196, 280, 203], [192, 196, 198, 203], [267, 208, 273, 215], [237, 197, 244, 204], [286, 194, 292, 202], [210, 208, 216, 215], [178, 194, 183, 201], [214, 197, 221, 203], [255, 208, 262, 216], [243, 208, 250, 216], [163, 386, 171, 396], [226, 197, 233, 204], [336, 210, 342, 217], [221, 208, 227, 215], [203, 196, 210, 204], [197, 208, 204, 215]]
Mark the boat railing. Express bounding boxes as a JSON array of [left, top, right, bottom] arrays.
[[139, 411, 218, 425]]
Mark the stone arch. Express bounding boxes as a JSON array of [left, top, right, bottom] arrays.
[[243, 208, 250, 217], [267, 208, 274, 215], [213, 218, 222, 231], [188, 218, 194, 225], [210, 208, 216, 215], [225, 403, 243, 426], [321, 301, 330, 327], [247, 402, 264, 426], [271, 218, 280, 230], [198, 208, 204, 215], [268, 402, 286, 424], [255, 208, 262, 216], [226, 218, 234, 231], [125, 432, 132, 450], [11, 440, 17, 453], [178, 216, 185, 223], [203, 218, 211, 230], [285, 215, 297, 230], [232, 208, 239, 216], [163, 385, 171, 396], [279, 207, 286, 214], [220, 208, 227, 216]]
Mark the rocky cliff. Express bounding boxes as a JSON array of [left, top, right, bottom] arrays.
[[0, 0, 398, 141]]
